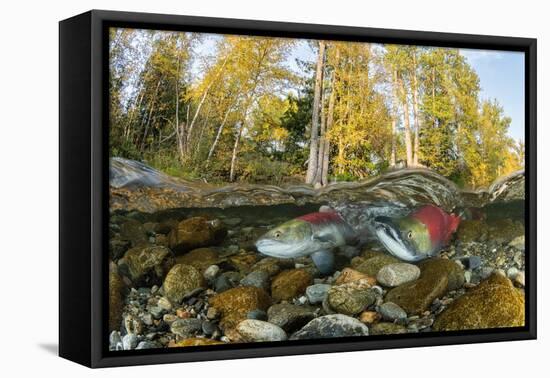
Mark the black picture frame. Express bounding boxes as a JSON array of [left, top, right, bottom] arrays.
[[59, 9, 537, 368]]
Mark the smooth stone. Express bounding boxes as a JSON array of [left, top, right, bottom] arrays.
[[240, 270, 270, 291], [271, 269, 313, 301], [378, 302, 407, 321], [201, 320, 218, 336], [204, 265, 220, 281], [109, 331, 123, 351], [305, 284, 332, 304], [369, 322, 408, 335], [434, 273, 525, 331], [209, 286, 272, 330], [168, 217, 227, 254], [376, 263, 421, 287], [359, 311, 381, 324], [418, 258, 465, 291], [117, 245, 174, 285], [267, 303, 316, 333], [514, 271, 525, 287], [214, 271, 241, 293], [236, 319, 287, 342], [163, 264, 204, 304], [334, 268, 376, 286], [385, 273, 448, 315], [157, 297, 172, 311], [327, 280, 376, 316], [175, 248, 220, 273], [122, 333, 138, 350], [170, 318, 203, 338], [354, 253, 400, 276], [290, 314, 369, 340], [169, 338, 224, 347], [136, 340, 159, 349], [247, 309, 268, 321], [508, 235, 525, 251], [456, 256, 482, 270]]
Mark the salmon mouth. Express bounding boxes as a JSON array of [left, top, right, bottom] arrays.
[[255, 238, 310, 258], [374, 216, 420, 262]]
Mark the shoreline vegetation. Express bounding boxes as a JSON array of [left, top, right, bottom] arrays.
[[109, 28, 524, 190]]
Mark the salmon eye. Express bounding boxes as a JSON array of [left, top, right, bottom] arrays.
[[274, 231, 281, 238], [407, 231, 413, 239]]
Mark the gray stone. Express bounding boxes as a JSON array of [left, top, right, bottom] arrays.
[[376, 263, 421, 287], [378, 302, 407, 321], [267, 303, 316, 333], [136, 340, 159, 349], [327, 283, 376, 315], [109, 331, 123, 351], [122, 333, 138, 350], [290, 314, 369, 340], [246, 309, 268, 321], [236, 319, 287, 342], [201, 320, 219, 336], [170, 318, 202, 338], [306, 284, 332, 304], [240, 270, 270, 291]]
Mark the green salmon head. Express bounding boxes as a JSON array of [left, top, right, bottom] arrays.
[[255, 219, 314, 258], [374, 215, 432, 261]]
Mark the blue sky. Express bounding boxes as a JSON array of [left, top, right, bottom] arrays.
[[460, 48, 525, 142]]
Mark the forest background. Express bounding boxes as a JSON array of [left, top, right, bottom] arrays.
[[109, 28, 525, 189]]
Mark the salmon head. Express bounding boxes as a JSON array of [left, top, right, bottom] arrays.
[[374, 204, 461, 262]]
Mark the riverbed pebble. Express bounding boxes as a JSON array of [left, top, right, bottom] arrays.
[[376, 263, 420, 287]]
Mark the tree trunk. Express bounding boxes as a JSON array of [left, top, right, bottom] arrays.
[[229, 120, 244, 182], [390, 70, 398, 167], [398, 72, 414, 167], [411, 53, 420, 166], [305, 41, 326, 184], [206, 102, 234, 167], [140, 79, 162, 152], [314, 89, 326, 186], [319, 47, 339, 186]]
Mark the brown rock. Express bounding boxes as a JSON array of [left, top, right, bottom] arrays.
[[359, 311, 381, 324], [327, 279, 377, 315], [168, 338, 224, 347], [434, 273, 525, 331], [163, 264, 205, 304], [228, 252, 259, 273], [385, 274, 448, 315], [168, 217, 227, 254], [418, 258, 465, 291], [175, 248, 220, 273], [354, 254, 400, 277], [118, 245, 174, 285], [335, 268, 376, 286], [271, 269, 313, 301], [120, 218, 147, 246], [209, 286, 272, 330]]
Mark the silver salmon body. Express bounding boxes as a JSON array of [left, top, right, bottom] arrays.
[[255, 211, 357, 274]]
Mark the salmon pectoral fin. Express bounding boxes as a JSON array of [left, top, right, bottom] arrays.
[[311, 250, 335, 275]]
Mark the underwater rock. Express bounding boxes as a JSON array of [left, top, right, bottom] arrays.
[[385, 273, 448, 315], [227, 252, 259, 273], [170, 318, 203, 338], [118, 245, 174, 286], [433, 273, 525, 331], [209, 286, 272, 330], [204, 265, 220, 281], [240, 270, 270, 291], [487, 219, 524, 244], [335, 268, 376, 286], [418, 258, 465, 291], [163, 264, 205, 304], [353, 252, 400, 277], [508, 235, 525, 251], [119, 218, 148, 246], [250, 257, 282, 277], [168, 217, 227, 254], [456, 220, 488, 243], [109, 238, 130, 261], [235, 319, 287, 342], [267, 303, 317, 333], [359, 311, 381, 324], [271, 269, 313, 301], [122, 333, 138, 350], [247, 309, 268, 321], [175, 247, 221, 273], [290, 314, 369, 340], [327, 280, 377, 316], [108, 262, 125, 332], [376, 263, 421, 287], [168, 338, 224, 347], [305, 284, 332, 304], [369, 322, 408, 335], [378, 302, 407, 321], [214, 271, 242, 293]]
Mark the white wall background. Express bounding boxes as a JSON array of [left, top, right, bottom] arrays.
[[0, 0, 545, 376]]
